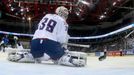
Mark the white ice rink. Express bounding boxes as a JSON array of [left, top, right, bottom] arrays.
[[0, 52, 134, 75]]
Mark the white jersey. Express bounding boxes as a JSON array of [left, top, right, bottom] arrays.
[[33, 14, 69, 44]]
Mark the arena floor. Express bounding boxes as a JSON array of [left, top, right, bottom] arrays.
[[0, 52, 134, 75]]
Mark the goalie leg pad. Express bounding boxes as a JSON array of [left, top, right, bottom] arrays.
[[34, 53, 51, 63], [7, 51, 35, 63], [58, 51, 87, 67]]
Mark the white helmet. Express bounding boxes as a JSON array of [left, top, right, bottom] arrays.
[[14, 36, 18, 40], [55, 6, 69, 20]]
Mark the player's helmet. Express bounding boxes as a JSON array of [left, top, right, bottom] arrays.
[[55, 6, 69, 20], [14, 36, 18, 40]]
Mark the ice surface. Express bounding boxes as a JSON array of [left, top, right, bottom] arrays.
[[0, 52, 134, 75]]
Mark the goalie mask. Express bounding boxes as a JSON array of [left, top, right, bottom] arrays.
[[55, 6, 69, 20]]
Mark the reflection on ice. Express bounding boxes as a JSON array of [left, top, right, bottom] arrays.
[[0, 52, 134, 75]]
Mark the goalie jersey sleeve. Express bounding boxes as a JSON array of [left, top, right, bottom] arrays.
[[33, 14, 69, 44]]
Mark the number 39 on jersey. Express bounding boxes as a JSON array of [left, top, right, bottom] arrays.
[[39, 18, 57, 33]]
